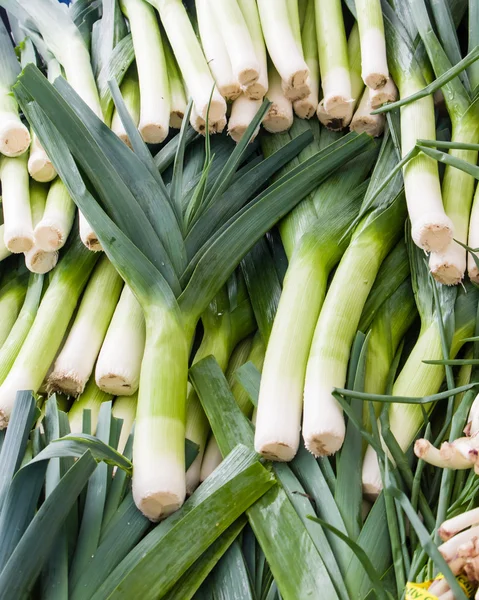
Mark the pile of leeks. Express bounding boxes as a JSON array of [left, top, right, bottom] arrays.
[[3, 0, 479, 599]]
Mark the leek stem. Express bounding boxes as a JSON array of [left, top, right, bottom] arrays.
[[350, 87, 385, 138], [0, 153, 34, 253], [95, 285, 145, 396], [355, 0, 389, 89], [468, 184, 479, 282], [28, 131, 56, 183], [0, 275, 28, 350], [237, 0, 268, 100], [0, 87, 30, 157], [68, 376, 114, 434], [293, 0, 319, 119], [120, 0, 170, 144], [112, 393, 138, 454], [24, 181, 58, 274], [369, 78, 398, 109], [110, 68, 141, 147], [48, 255, 123, 397], [34, 177, 76, 252], [164, 40, 186, 129], [262, 62, 294, 133], [228, 95, 262, 143]]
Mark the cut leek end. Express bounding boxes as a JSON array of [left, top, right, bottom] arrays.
[[139, 122, 169, 145], [190, 108, 227, 136], [198, 97, 227, 124], [244, 81, 267, 101], [228, 95, 262, 143], [219, 83, 242, 103], [468, 261, 479, 284], [34, 221, 66, 251], [255, 439, 298, 462], [28, 153, 56, 183], [293, 95, 319, 119], [24, 247, 58, 274], [317, 100, 348, 131], [362, 446, 382, 499], [0, 409, 9, 430], [411, 213, 454, 253], [283, 79, 312, 102], [79, 213, 103, 252], [237, 67, 261, 88], [304, 428, 345, 457], [429, 249, 465, 286], [5, 229, 34, 254], [288, 68, 310, 91], [363, 72, 388, 91], [96, 372, 138, 396], [228, 123, 260, 143], [369, 78, 398, 109], [169, 111, 185, 130], [360, 29, 389, 90], [323, 95, 354, 122], [116, 132, 133, 148], [263, 101, 293, 133], [47, 370, 86, 398], [350, 112, 384, 137], [0, 120, 31, 157], [134, 489, 184, 522]]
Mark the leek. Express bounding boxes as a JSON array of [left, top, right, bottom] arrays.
[[28, 133, 56, 183], [315, 0, 353, 123], [0, 232, 98, 427], [237, 0, 268, 100], [228, 95, 262, 143], [369, 78, 398, 110], [195, 0, 241, 102], [24, 181, 58, 274], [293, 0, 319, 119], [112, 393, 138, 454], [48, 255, 123, 397], [355, 0, 389, 89], [350, 88, 385, 138], [164, 40, 186, 129], [0, 19, 30, 157], [0, 272, 28, 349], [120, 0, 170, 144], [95, 285, 145, 396], [210, 0, 260, 88], [68, 375, 114, 434], [468, 183, 479, 282], [146, 0, 227, 122], [262, 62, 294, 133], [257, 0, 310, 92], [383, 5, 453, 253], [34, 177, 76, 253], [0, 153, 34, 254], [110, 68, 141, 147]]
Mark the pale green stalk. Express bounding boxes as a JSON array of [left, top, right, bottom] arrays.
[[211, 0, 260, 88], [237, 0, 268, 99], [302, 196, 405, 458], [146, 0, 227, 122], [0, 19, 30, 157], [0, 153, 34, 253], [355, 0, 389, 89], [34, 177, 76, 252], [348, 23, 365, 110], [111, 68, 141, 146], [68, 375, 114, 434], [314, 0, 352, 122], [257, 0, 309, 90], [0, 273, 28, 349], [25, 181, 58, 274], [95, 285, 145, 396], [293, 0, 319, 119], [48, 255, 123, 397], [163, 42, 186, 129], [0, 234, 98, 427], [112, 392, 138, 454], [201, 332, 265, 481], [120, 0, 170, 143], [0, 273, 43, 385]]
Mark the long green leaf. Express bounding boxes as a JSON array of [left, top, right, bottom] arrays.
[[210, 539, 254, 600]]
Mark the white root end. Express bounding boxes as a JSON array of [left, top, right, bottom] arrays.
[[190, 105, 227, 136], [411, 212, 454, 253], [369, 78, 398, 109], [28, 146, 56, 183], [96, 372, 136, 396], [169, 111, 185, 130], [360, 28, 389, 90], [317, 99, 348, 131], [263, 74, 293, 133], [79, 212, 102, 252], [283, 77, 312, 102], [322, 67, 354, 123], [350, 88, 385, 137], [24, 247, 58, 274], [362, 445, 383, 499], [139, 122, 169, 145], [47, 369, 86, 397], [34, 219, 66, 251], [429, 239, 466, 285], [0, 119, 31, 157], [244, 81, 268, 101], [228, 95, 262, 143], [293, 93, 319, 119], [4, 228, 34, 254]]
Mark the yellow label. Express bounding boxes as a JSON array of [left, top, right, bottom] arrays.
[[406, 574, 475, 600]]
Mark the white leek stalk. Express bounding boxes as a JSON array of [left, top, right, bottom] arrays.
[[112, 393, 138, 454], [0, 153, 34, 253], [257, 0, 309, 91], [302, 200, 404, 457], [293, 0, 319, 119], [0, 227, 11, 263], [350, 87, 385, 137], [0, 20, 30, 157], [110, 69, 141, 147], [262, 63, 294, 133], [355, 0, 389, 89], [68, 376, 114, 434], [0, 275, 28, 349], [282, 0, 310, 101], [195, 0, 241, 102], [34, 177, 76, 252], [468, 184, 479, 282], [120, 0, 170, 144], [164, 41, 187, 128], [48, 256, 123, 396], [147, 0, 227, 122], [28, 132, 56, 183], [314, 0, 353, 122], [0, 235, 98, 428], [24, 181, 58, 274], [237, 0, 268, 100], [211, 0, 260, 88], [95, 285, 145, 396], [369, 78, 398, 109], [189, 105, 227, 136], [228, 95, 262, 143]]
